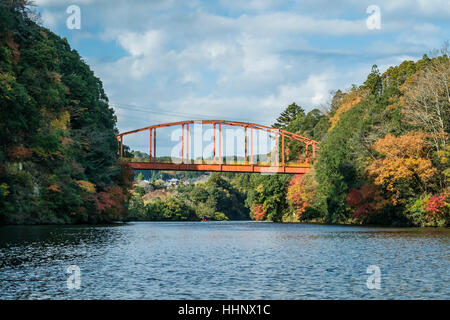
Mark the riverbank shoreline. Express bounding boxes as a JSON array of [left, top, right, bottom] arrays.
[[1, 219, 448, 228]]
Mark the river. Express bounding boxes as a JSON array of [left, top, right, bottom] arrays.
[[0, 221, 448, 299]]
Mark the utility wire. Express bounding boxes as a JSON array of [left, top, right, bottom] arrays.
[[110, 102, 274, 126]]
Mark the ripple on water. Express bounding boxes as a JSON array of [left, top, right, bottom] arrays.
[[0, 222, 448, 299]]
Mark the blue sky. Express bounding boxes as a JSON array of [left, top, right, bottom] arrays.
[[34, 0, 449, 155]]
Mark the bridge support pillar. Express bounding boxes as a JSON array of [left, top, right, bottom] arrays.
[[250, 126, 253, 164], [213, 123, 216, 162], [219, 123, 222, 164], [186, 124, 189, 164], [182, 124, 185, 163], [153, 128, 156, 162], [244, 126, 247, 164], [149, 129, 152, 162]]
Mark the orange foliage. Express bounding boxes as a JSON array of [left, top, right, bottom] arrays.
[[367, 131, 437, 205], [329, 91, 363, 130], [48, 184, 61, 193], [372, 131, 430, 158], [8, 146, 32, 161], [286, 174, 308, 217], [251, 204, 266, 221]]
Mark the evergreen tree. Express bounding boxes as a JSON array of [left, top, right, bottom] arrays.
[[273, 103, 305, 129]]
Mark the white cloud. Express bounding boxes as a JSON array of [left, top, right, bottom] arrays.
[[260, 72, 337, 111], [40, 10, 59, 29], [37, 0, 447, 134], [35, 0, 95, 5], [384, 0, 450, 18], [117, 30, 164, 57]]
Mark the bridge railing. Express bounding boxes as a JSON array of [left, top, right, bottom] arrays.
[[117, 120, 319, 171], [121, 157, 313, 168]]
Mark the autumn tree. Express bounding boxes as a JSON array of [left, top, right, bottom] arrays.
[[367, 131, 438, 205], [345, 184, 389, 223], [286, 169, 318, 220], [251, 204, 266, 221]]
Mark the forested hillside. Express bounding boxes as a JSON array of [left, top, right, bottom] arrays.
[[0, 1, 131, 224], [1, 1, 447, 227], [243, 52, 449, 226], [126, 52, 448, 226]]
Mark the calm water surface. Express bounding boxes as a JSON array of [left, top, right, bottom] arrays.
[[0, 221, 448, 299]]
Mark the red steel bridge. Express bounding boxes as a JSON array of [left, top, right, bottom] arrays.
[[117, 120, 319, 174]]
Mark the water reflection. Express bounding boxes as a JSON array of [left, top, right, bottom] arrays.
[[0, 222, 448, 299]]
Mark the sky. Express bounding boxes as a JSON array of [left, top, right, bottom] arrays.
[[34, 0, 449, 156]]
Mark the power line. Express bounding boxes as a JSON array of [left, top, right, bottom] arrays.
[[112, 102, 272, 124], [110, 102, 274, 126], [111, 103, 210, 119]]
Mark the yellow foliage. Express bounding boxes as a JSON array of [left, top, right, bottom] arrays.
[[0, 72, 16, 94], [75, 180, 96, 193], [367, 131, 438, 205], [256, 184, 264, 193], [0, 183, 10, 196], [372, 131, 430, 158], [329, 91, 364, 130], [50, 111, 70, 131]]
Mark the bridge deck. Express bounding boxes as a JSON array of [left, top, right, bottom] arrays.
[[123, 162, 311, 174]]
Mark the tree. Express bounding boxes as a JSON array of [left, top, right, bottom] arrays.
[[0, 3, 129, 224], [273, 103, 305, 129], [363, 65, 382, 96], [367, 131, 438, 205], [286, 175, 308, 218], [245, 174, 290, 222], [346, 184, 388, 223], [401, 55, 449, 151], [329, 90, 345, 115], [251, 204, 266, 221], [286, 169, 319, 220]]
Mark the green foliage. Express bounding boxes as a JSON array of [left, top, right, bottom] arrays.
[[127, 173, 250, 221], [0, 2, 129, 224], [312, 53, 449, 226], [404, 195, 430, 226], [362, 65, 382, 96], [244, 174, 291, 222], [273, 103, 305, 129]]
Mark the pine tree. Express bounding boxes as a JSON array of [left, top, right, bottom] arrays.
[[273, 103, 305, 129]]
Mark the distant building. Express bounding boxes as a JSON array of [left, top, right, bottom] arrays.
[[166, 178, 179, 187]]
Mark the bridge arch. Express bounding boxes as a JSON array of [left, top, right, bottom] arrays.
[[117, 120, 319, 174]]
